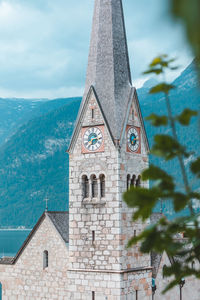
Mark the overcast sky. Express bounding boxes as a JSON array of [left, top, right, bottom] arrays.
[[0, 0, 193, 99]]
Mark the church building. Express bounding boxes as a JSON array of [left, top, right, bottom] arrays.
[[0, 0, 200, 299]]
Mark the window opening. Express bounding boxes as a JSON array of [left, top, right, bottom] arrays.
[[132, 108, 134, 120], [136, 290, 138, 300], [192, 261, 195, 269], [92, 231, 95, 243], [43, 250, 48, 269], [127, 174, 131, 190], [92, 291, 95, 300], [100, 174, 105, 197], [131, 175, 136, 187], [92, 108, 94, 119], [91, 175, 98, 198], [163, 264, 167, 278], [134, 230, 137, 237], [136, 175, 141, 187], [82, 175, 89, 198]]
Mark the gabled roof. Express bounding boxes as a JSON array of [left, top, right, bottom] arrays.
[[0, 211, 69, 265], [82, 0, 132, 141], [68, 86, 116, 152]]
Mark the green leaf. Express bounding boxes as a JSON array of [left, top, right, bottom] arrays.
[[150, 83, 175, 94], [190, 157, 200, 177], [143, 68, 163, 75], [123, 187, 161, 220], [177, 108, 197, 125], [172, 192, 189, 211], [151, 134, 188, 160], [142, 165, 175, 192], [146, 114, 168, 126]]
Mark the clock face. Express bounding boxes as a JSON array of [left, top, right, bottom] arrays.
[[83, 127, 103, 152], [127, 127, 140, 152]]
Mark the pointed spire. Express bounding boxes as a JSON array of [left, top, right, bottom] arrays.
[[84, 0, 133, 141]]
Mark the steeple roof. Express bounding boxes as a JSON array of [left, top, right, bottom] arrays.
[[83, 0, 132, 141]]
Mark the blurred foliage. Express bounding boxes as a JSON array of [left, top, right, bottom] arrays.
[[124, 56, 200, 292], [170, 0, 200, 65]]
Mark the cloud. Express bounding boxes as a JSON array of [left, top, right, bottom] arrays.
[[0, 0, 194, 98]]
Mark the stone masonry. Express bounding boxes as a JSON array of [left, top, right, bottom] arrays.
[[0, 213, 69, 300]]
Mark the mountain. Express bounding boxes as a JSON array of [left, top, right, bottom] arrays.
[[0, 97, 77, 146], [0, 98, 81, 227], [0, 61, 199, 227]]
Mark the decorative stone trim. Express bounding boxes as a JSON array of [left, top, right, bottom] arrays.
[[68, 266, 152, 274]]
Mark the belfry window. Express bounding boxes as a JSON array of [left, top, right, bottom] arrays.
[[82, 175, 89, 198], [43, 250, 48, 269], [91, 175, 98, 198], [131, 175, 136, 187], [136, 175, 141, 187], [127, 174, 131, 190], [100, 174, 105, 197]]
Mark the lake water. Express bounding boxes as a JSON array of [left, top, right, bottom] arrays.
[[0, 230, 31, 299]]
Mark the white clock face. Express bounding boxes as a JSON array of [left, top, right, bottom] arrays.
[[83, 127, 103, 152], [127, 127, 140, 152]]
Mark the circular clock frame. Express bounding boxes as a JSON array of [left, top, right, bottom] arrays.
[[83, 127, 103, 152], [127, 127, 140, 152]]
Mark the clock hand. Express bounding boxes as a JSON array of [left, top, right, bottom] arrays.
[[131, 138, 139, 144], [88, 136, 99, 145]]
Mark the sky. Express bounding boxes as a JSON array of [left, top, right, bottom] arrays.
[[0, 0, 194, 99]]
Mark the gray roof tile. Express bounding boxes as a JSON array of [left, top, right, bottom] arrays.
[[47, 212, 69, 243], [83, 0, 132, 140]]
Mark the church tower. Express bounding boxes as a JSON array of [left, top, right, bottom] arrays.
[[68, 0, 152, 299]]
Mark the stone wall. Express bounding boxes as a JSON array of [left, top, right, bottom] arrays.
[[0, 216, 69, 300], [67, 269, 152, 300], [68, 90, 152, 299], [154, 252, 200, 300]]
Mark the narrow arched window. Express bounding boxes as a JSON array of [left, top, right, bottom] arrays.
[[91, 108, 94, 119], [131, 175, 136, 187], [100, 174, 105, 198], [192, 261, 195, 269], [163, 264, 167, 279], [136, 175, 141, 187], [127, 174, 131, 190], [82, 175, 89, 199], [132, 108, 134, 120], [43, 250, 48, 269], [91, 175, 98, 198]]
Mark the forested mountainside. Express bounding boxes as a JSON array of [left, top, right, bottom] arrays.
[[0, 97, 77, 146], [0, 61, 199, 227]]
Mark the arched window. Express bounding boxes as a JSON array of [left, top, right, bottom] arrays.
[[131, 175, 136, 187], [136, 175, 141, 187], [192, 261, 195, 269], [91, 175, 98, 198], [43, 250, 48, 269], [163, 264, 167, 278], [82, 175, 89, 199], [132, 108, 135, 120], [127, 174, 131, 190], [100, 174, 105, 198]]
